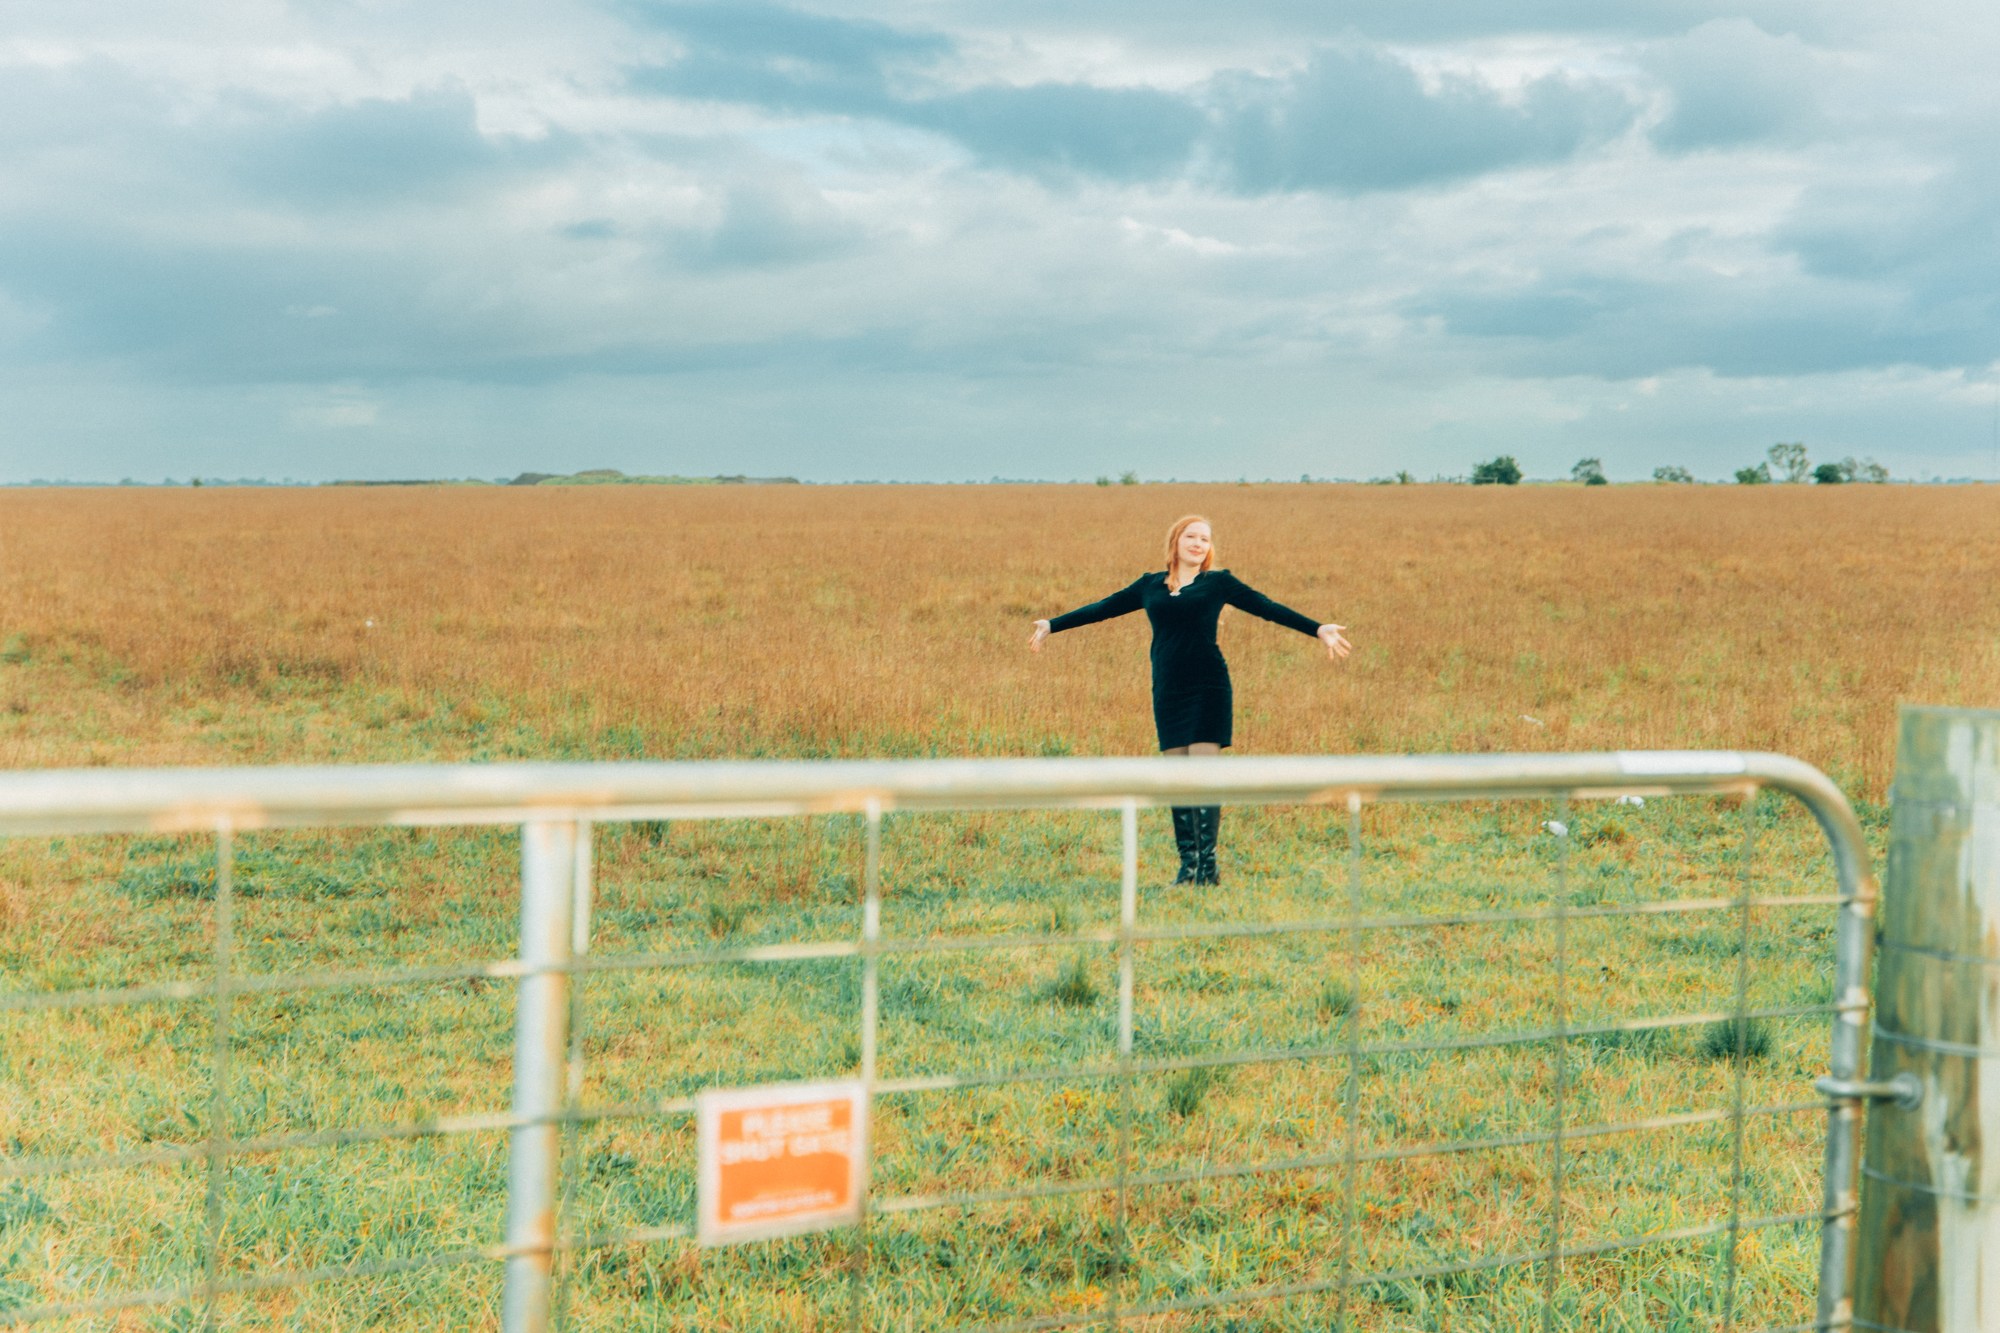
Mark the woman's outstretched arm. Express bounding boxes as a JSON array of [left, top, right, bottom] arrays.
[[1028, 576, 1147, 652], [1217, 572, 1352, 660]]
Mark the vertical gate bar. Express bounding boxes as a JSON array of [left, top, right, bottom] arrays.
[[849, 800, 883, 1333], [1722, 791, 1758, 1329], [552, 820, 595, 1330], [860, 800, 882, 1086], [1815, 776, 1880, 1333], [1334, 792, 1364, 1331], [564, 816, 592, 1096], [1110, 798, 1139, 1328], [200, 820, 237, 1329], [1542, 797, 1570, 1333], [502, 819, 578, 1333]]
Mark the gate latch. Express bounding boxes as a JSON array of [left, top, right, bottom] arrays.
[[1815, 1073, 1923, 1110]]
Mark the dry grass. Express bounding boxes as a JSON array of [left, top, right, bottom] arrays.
[[0, 796, 1842, 1331], [5, 482, 2000, 792], [0, 482, 1979, 1328]]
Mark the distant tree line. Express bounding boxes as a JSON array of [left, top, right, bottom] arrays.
[[1732, 442, 1888, 485], [1459, 444, 1892, 486]]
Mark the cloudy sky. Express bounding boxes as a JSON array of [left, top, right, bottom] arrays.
[[3, 1, 1997, 482]]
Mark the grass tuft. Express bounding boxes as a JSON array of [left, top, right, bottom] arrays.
[[115, 858, 215, 901], [1317, 978, 1356, 1020], [1165, 1064, 1224, 1118], [1045, 954, 1099, 1007], [0, 1182, 53, 1229], [1578, 816, 1632, 847], [1700, 1017, 1773, 1062], [705, 899, 750, 938]]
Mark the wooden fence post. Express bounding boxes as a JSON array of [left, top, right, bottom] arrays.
[[1854, 706, 2000, 1329]]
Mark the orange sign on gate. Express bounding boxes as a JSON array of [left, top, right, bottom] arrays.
[[696, 1080, 868, 1244]]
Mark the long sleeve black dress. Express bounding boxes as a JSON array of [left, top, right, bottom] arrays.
[[1047, 569, 1323, 751]]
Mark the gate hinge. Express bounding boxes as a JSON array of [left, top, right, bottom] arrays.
[[1815, 1073, 1922, 1109]]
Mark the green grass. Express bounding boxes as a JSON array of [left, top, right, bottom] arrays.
[[1700, 1017, 1775, 1063], [1164, 1064, 1225, 1119], [0, 802, 1846, 1330], [0, 678, 1861, 1330], [1043, 955, 1102, 1009]]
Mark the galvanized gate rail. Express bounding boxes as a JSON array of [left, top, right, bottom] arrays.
[[0, 752, 1878, 1330]]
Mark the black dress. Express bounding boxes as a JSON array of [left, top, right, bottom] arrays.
[[1048, 569, 1322, 750]]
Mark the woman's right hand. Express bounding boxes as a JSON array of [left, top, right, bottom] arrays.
[[1027, 620, 1051, 653]]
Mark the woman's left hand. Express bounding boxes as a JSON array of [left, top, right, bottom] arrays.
[[1317, 623, 1352, 660]]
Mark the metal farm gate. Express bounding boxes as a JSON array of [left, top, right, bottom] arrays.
[[0, 751, 1888, 1330]]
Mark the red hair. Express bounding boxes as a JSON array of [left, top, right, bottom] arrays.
[[1164, 514, 1215, 591]]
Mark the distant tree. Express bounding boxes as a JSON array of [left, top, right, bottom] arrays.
[[1653, 465, 1696, 483], [1735, 463, 1771, 485], [1095, 475, 1112, 486], [1768, 442, 1811, 483], [1818, 455, 1890, 484], [1471, 455, 1523, 485], [1119, 470, 1140, 486], [1571, 457, 1608, 486], [1812, 461, 1847, 484], [1396, 470, 1415, 484]]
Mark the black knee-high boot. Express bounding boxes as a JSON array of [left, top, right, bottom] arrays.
[[1194, 806, 1221, 885], [1171, 806, 1201, 884]]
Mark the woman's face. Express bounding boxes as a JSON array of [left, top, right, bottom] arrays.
[[1177, 522, 1212, 566]]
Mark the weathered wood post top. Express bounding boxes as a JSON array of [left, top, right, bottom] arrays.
[[1855, 706, 2000, 1330]]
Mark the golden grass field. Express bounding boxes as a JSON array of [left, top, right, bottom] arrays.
[[5, 482, 2000, 787], [2, 482, 1997, 1331]]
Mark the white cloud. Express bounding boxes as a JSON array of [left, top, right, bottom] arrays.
[[0, 1, 1997, 480], [1644, 18, 1833, 151]]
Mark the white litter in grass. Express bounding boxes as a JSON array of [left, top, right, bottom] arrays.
[[1519, 714, 1543, 726], [1616, 795, 1645, 807], [1542, 820, 1568, 837]]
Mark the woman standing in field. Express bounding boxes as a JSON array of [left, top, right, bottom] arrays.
[[1028, 515, 1350, 885]]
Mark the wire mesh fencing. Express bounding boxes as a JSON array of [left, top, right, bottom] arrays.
[[0, 753, 1876, 1330]]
